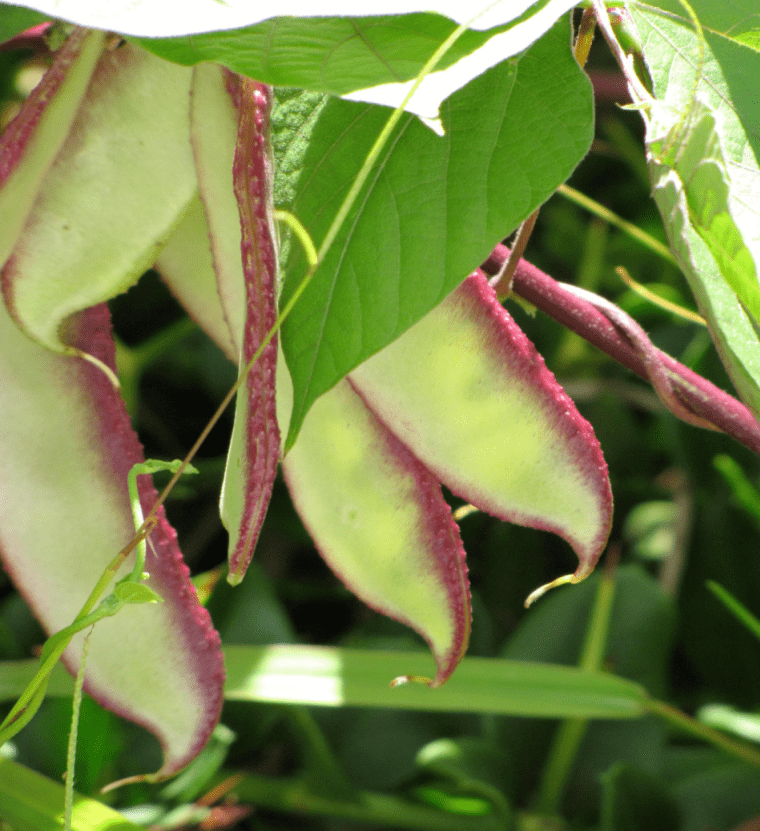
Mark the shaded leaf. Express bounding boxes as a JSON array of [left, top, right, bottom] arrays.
[[601, 763, 682, 831], [138, 15, 494, 97], [671, 762, 760, 831], [278, 18, 593, 444]]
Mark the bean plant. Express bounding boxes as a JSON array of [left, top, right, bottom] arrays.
[[0, 1, 759, 829]]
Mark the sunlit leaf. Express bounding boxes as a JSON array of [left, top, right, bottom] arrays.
[[1, 0, 573, 37], [632, 0, 760, 51], [278, 18, 593, 445]]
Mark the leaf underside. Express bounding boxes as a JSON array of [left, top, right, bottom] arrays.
[[633, 8, 760, 418]]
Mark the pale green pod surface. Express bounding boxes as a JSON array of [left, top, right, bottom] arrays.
[[350, 271, 612, 579], [0, 28, 105, 270], [155, 194, 237, 361], [282, 378, 471, 687], [2, 41, 197, 350], [189, 67, 280, 586], [0, 300, 223, 782]]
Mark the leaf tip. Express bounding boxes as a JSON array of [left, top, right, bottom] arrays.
[[524, 571, 584, 608]]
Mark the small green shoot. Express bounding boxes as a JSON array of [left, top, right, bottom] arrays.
[[714, 454, 760, 532], [707, 581, 760, 643]]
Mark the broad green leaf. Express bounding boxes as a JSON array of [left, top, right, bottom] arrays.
[[0, 758, 142, 831], [134, 0, 580, 120], [278, 18, 593, 445], [632, 7, 760, 417], [632, 1, 760, 50], [1, 0, 575, 37], [137, 15, 494, 97]]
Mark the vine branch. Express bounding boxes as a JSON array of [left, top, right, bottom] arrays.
[[484, 243, 760, 456]]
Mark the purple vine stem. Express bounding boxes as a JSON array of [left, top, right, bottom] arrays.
[[483, 244, 760, 457]]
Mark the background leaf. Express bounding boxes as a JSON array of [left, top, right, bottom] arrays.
[[632, 0, 760, 50], [0, 758, 142, 831], [277, 17, 594, 444], [632, 6, 760, 416], [0, 5, 47, 41]]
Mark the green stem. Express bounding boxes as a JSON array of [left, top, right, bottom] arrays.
[[287, 707, 358, 801], [556, 184, 677, 265], [493, 208, 539, 293], [0, 534, 142, 738], [536, 562, 618, 815], [64, 630, 90, 831], [615, 265, 704, 325], [645, 698, 760, 769]]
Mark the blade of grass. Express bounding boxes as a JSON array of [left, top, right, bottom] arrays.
[[714, 454, 760, 532], [222, 645, 645, 718], [0, 646, 647, 719], [557, 183, 678, 266], [536, 555, 619, 816], [707, 580, 760, 642]]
